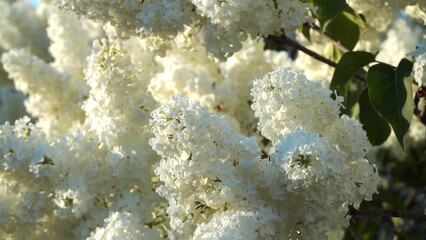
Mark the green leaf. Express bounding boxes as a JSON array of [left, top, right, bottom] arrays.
[[366, 59, 414, 150], [359, 88, 391, 146], [324, 9, 360, 50], [340, 79, 364, 117], [330, 51, 375, 101], [341, 5, 366, 29], [308, 0, 346, 26], [324, 43, 343, 63], [298, 23, 311, 42]]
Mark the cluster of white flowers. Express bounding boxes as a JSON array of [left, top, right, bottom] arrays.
[[348, 1, 424, 56], [55, 0, 315, 60], [251, 66, 378, 194], [148, 39, 292, 136], [408, 39, 426, 86], [6, 0, 423, 239], [347, 0, 422, 11], [87, 211, 162, 240], [0, 41, 164, 239], [149, 67, 380, 239], [0, 0, 51, 63], [376, 17, 423, 66], [150, 94, 275, 239], [46, 6, 103, 80], [251, 66, 343, 142], [1, 49, 87, 135], [0, 0, 53, 124]]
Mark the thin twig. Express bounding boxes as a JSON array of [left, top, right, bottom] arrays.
[[265, 34, 366, 83], [347, 205, 426, 222], [307, 23, 352, 52], [266, 34, 337, 67]]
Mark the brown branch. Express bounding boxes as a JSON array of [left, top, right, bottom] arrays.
[[307, 23, 352, 53], [414, 86, 426, 125], [346, 205, 426, 222], [265, 34, 366, 83]]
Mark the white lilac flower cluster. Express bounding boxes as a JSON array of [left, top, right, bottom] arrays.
[[150, 67, 380, 239], [0, 1, 389, 239], [251, 66, 343, 142], [347, 0, 422, 11], [376, 17, 423, 67], [0, 38, 165, 239], [408, 39, 426, 87], [0, 0, 52, 124], [87, 211, 162, 240], [348, 1, 424, 56], [150, 94, 275, 239], [82, 39, 158, 148], [149, 39, 292, 136], [0, 116, 162, 239], [55, 0, 315, 60], [0, 3, 104, 135], [0, 0, 51, 65], [1, 49, 87, 135]]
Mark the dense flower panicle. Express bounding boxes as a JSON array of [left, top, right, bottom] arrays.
[[0, 37, 164, 238], [150, 92, 380, 239], [0, 0, 51, 64], [189, 0, 316, 59], [408, 39, 426, 86], [56, 0, 315, 60], [150, 94, 274, 239], [376, 17, 423, 66], [249, 68, 379, 237], [0, 116, 162, 239], [192, 209, 276, 240], [83, 39, 158, 148], [191, 0, 311, 30], [1, 49, 87, 135], [56, 0, 196, 57], [219, 39, 294, 134], [347, 0, 422, 11], [0, 1, 394, 239], [47, 7, 103, 80], [148, 39, 292, 137], [405, 4, 426, 25], [0, 117, 70, 239], [347, 2, 423, 56], [269, 128, 379, 235], [149, 45, 228, 111], [87, 211, 162, 240], [251, 66, 344, 143]]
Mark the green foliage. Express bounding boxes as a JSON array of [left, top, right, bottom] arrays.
[[367, 60, 415, 150], [306, 1, 424, 239], [340, 80, 364, 117], [340, 4, 366, 30], [330, 51, 375, 101], [307, 0, 346, 27], [298, 23, 311, 42], [324, 42, 343, 62], [359, 88, 391, 146], [324, 7, 360, 50]]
